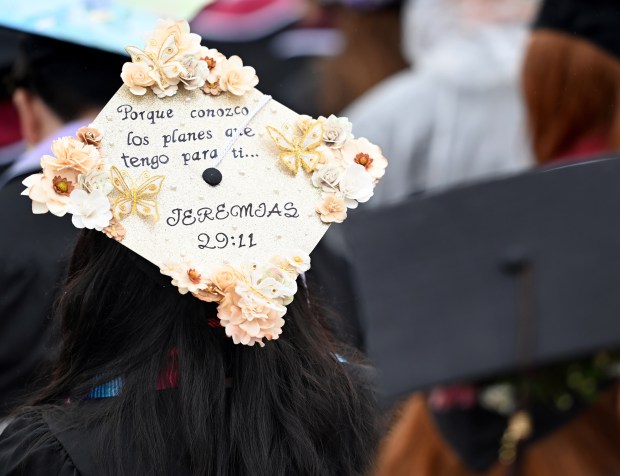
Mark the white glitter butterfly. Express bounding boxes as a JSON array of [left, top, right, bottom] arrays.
[[125, 35, 189, 92]]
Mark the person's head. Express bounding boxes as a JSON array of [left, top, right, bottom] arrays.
[[522, 0, 620, 164], [11, 34, 124, 146], [32, 229, 378, 476], [522, 30, 620, 164]]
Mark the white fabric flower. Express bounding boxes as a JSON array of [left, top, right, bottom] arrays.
[[78, 168, 113, 195], [68, 189, 113, 231], [152, 83, 180, 99], [338, 164, 374, 208], [257, 267, 298, 305], [318, 115, 353, 149], [181, 58, 209, 90], [479, 383, 517, 415], [311, 163, 345, 193], [160, 261, 207, 295]]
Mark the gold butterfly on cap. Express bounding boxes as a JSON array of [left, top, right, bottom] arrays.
[[125, 35, 190, 91], [266, 121, 324, 174], [110, 166, 165, 222]]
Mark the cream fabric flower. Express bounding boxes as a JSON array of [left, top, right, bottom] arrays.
[[21, 173, 71, 216], [152, 82, 180, 99], [161, 262, 208, 294], [297, 115, 315, 132], [218, 55, 259, 96], [148, 19, 202, 59], [78, 167, 114, 195], [339, 164, 374, 208], [311, 163, 345, 193], [316, 194, 348, 223], [68, 190, 113, 231], [193, 266, 239, 303], [121, 62, 155, 96], [271, 253, 311, 275], [42, 137, 100, 176], [341, 137, 388, 183], [318, 115, 353, 149]]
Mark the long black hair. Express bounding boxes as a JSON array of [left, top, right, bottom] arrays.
[[29, 229, 379, 475]]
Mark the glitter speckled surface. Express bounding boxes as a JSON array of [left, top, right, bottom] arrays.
[[92, 86, 330, 272]]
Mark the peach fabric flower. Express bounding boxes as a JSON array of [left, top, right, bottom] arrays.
[[22, 173, 71, 216], [121, 62, 155, 96], [103, 219, 126, 241], [217, 282, 287, 347], [341, 137, 387, 183], [41, 137, 100, 177], [316, 194, 348, 223], [218, 55, 259, 96], [76, 127, 103, 148]]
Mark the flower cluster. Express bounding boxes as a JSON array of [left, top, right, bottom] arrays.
[[22, 127, 122, 238], [300, 115, 388, 223], [160, 252, 310, 346], [121, 20, 258, 99]]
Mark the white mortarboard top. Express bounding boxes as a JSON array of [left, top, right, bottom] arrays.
[[21, 19, 388, 346]]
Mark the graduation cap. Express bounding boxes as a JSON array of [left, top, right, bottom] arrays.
[[19, 19, 388, 347], [534, 0, 620, 60], [344, 157, 620, 401], [344, 158, 620, 470], [0, 0, 210, 56]]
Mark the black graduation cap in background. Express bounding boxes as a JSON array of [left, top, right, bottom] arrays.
[[534, 0, 620, 60], [344, 157, 620, 403]]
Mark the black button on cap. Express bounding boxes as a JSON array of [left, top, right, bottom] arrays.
[[202, 167, 222, 186]]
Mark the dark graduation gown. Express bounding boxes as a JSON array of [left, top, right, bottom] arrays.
[[0, 174, 77, 416], [0, 393, 193, 476]]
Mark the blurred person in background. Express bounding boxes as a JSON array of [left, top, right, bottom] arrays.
[[191, 0, 325, 117], [0, 30, 23, 176], [0, 34, 123, 423], [317, 0, 407, 115], [309, 0, 537, 351], [523, 0, 620, 165], [372, 1, 620, 475], [345, 0, 537, 205]]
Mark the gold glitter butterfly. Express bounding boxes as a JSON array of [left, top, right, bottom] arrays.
[[266, 121, 324, 174], [125, 35, 189, 91], [110, 166, 165, 222]]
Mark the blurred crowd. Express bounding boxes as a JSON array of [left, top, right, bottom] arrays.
[[2, 0, 620, 475]]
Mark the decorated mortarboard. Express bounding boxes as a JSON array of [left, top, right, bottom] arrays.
[[534, 0, 620, 60], [21, 19, 388, 347]]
